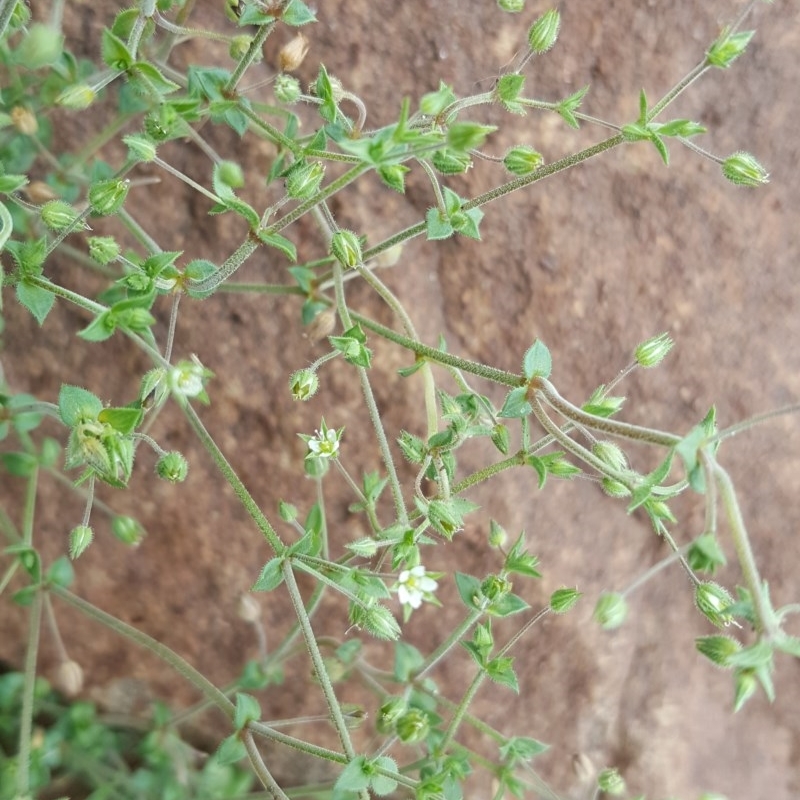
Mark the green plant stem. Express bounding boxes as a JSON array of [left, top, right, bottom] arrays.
[[242, 728, 292, 800], [50, 584, 235, 715], [225, 20, 276, 94], [438, 668, 486, 754], [711, 459, 780, 639], [532, 377, 680, 447], [352, 311, 522, 387], [710, 402, 800, 444], [281, 560, 357, 760], [450, 452, 528, 495], [182, 402, 285, 554], [16, 588, 43, 798], [413, 608, 483, 680]]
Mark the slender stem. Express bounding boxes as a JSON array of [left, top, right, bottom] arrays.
[[281, 560, 356, 759], [413, 608, 482, 679], [50, 584, 236, 716], [450, 452, 527, 495], [438, 668, 485, 754], [225, 21, 276, 94], [710, 403, 800, 444], [16, 589, 43, 798], [242, 728, 292, 800]]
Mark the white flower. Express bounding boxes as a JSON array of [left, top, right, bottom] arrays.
[[306, 420, 341, 459], [397, 566, 438, 610]]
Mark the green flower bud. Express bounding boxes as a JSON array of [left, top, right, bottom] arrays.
[[634, 332, 674, 367], [497, 0, 525, 11], [528, 9, 560, 54], [592, 441, 627, 472], [155, 451, 188, 482], [88, 179, 130, 216], [473, 621, 494, 650], [56, 84, 96, 110], [346, 537, 379, 558], [593, 592, 628, 630], [395, 709, 430, 744], [695, 634, 741, 668], [376, 696, 406, 734], [550, 587, 581, 614], [16, 23, 63, 68], [88, 236, 121, 265], [431, 148, 472, 174], [229, 34, 252, 61], [597, 768, 626, 796], [217, 160, 245, 189], [69, 524, 94, 559], [695, 581, 736, 628], [123, 134, 157, 162], [349, 600, 400, 641], [480, 574, 512, 602], [111, 515, 146, 547], [706, 29, 754, 69], [329, 229, 363, 269], [285, 160, 324, 199], [503, 145, 543, 175], [601, 477, 630, 498], [274, 73, 302, 103], [722, 151, 769, 187], [41, 200, 80, 232], [489, 520, 508, 548], [289, 369, 319, 400], [733, 668, 758, 711]]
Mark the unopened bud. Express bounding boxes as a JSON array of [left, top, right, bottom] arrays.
[[111, 515, 146, 547], [69, 524, 94, 559], [285, 160, 324, 199], [274, 74, 302, 103], [634, 332, 674, 367], [238, 594, 262, 622], [155, 451, 188, 483], [593, 592, 628, 629], [498, 0, 525, 11], [528, 9, 560, 54], [88, 179, 130, 216], [695, 634, 741, 668], [592, 441, 627, 472], [279, 33, 309, 72], [88, 236, 121, 265], [329, 229, 363, 269], [289, 369, 319, 400], [722, 151, 769, 187], [229, 34, 252, 61], [395, 709, 430, 744], [56, 83, 96, 110], [550, 587, 581, 614], [597, 767, 626, 796], [503, 145, 543, 175], [695, 581, 736, 628], [41, 200, 80, 232]]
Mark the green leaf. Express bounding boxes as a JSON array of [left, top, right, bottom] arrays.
[[101, 28, 132, 71], [655, 119, 706, 138], [252, 558, 285, 592], [98, 406, 142, 434], [487, 592, 529, 618], [282, 0, 317, 26], [256, 230, 297, 261], [233, 692, 261, 729], [425, 206, 454, 240], [498, 387, 531, 418], [1, 452, 38, 477], [486, 656, 519, 692], [420, 81, 456, 116], [16, 280, 55, 325], [129, 61, 180, 96], [393, 641, 424, 682], [58, 385, 103, 426], [454, 572, 482, 610], [505, 532, 542, 578], [447, 122, 496, 152], [499, 735, 549, 764], [495, 73, 525, 113], [522, 339, 551, 379], [46, 556, 74, 589], [335, 756, 371, 793], [215, 734, 246, 765], [556, 85, 589, 128]]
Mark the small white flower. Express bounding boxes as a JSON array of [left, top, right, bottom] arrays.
[[397, 566, 438, 610]]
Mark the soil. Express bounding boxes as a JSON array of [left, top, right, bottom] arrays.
[[2, 2, 799, 798]]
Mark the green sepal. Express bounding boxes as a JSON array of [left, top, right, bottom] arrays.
[[485, 656, 519, 693], [556, 85, 589, 128], [504, 532, 541, 578], [98, 406, 142, 435], [454, 572, 482, 610], [419, 81, 456, 116], [495, 73, 526, 114], [446, 121, 496, 152]]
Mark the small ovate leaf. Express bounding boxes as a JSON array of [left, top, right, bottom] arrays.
[[282, 0, 317, 26], [487, 592, 529, 618], [16, 280, 55, 325], [58, 385, 103, 426], [252, 558, 285, 591], [499, 735, 549, 764], [233, 692, 261, 730], [486, 656, 519, 693], [101, 28, 132, 71], [98, 406, 142, 435], [256, 230, 297, 261], [425, 207, 454, 240], [522, 339, 552, 379], [498, 387, 531, 419], [454, 572, 482, 610], [215, 734, 247, 765]]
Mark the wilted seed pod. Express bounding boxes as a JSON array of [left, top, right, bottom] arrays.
[[56, 84, 96, 110], [279, 33, 309, 72], [55, 660, 84, 697], [11, 106, 38, 135], [229, 34, 252, 61], [237, 593, 262, 623], [274, 73, 302, 104], [25, 181, 57, 204], [305, 308, 336, 342]]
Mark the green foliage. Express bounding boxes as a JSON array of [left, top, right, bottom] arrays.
[[0, 2, 794, 799]]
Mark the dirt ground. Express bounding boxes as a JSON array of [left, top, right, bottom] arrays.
[[2, 1, 799, 798]]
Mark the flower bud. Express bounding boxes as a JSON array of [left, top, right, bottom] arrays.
[[550, 587, 581, 614], [480, 574, 512, 602], [69, 524, 94, 559], [597, 768, 626, 796], [111, 515, 146, 547], [601, 478, 630, 498], [503, 145, 543, 175], [56, 84, 96, 110], [497, 0, 525, 11], [528, 9, 560, 54], [41, 200, 80, 232], [634, 332, 674, 367], [305, 308, 336, 342], [376, 696, 406, 733], [11, 106, 38, 135], [489, 520, 508, 548], [279, 33, 309, 72], [395, 709, 430, 744], [349, 600, 400, 641], [592, 441, 627, 472], [733, 668, 757, 711], [155, 451, 188, 482], [289, 369, 319, 401], [706, 29, 754, 69], [695, 581, 736, 628], [274, 74, 302, 103], [431, 148, 472, 174], [285, 160, 324, 199], [722, 152, 769, 187], [593, 592, 628, 629], [88, 236, 121, 265], [329, 229, 363, 269], [229, 34, 252, 61], [217, 160, 244, 189], [123, 134, 157, 162], [54, 659, 84, 697], [695, 634, 741, 668], [88, 179, 130, 216], [16, 23, 63, 68]]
